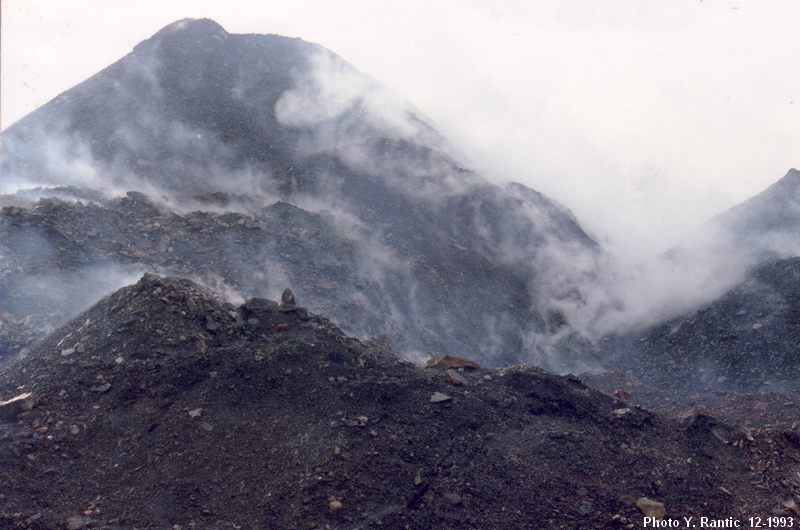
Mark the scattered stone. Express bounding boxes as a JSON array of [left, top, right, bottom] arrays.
[[711, 426, 731, 444], [65, 515, 90, 529], [444, 369, 468, 386], [200, 422, 214, 432], [61, 347, 75, 356], [91, 383, 112, 393], [0, 392, 37, 419], [281, 288, 296, 307], [425, 355, 480, 371], [205, 315, 219, 331], [115, 356, 125, 364], [443, 492, 462, 505], [70, 425, 80, 435], [328, 499, 342, 513], [279, 288, 300, 312], [613, 389, 631, 400], [188, 408, 203, 418], [636, 497, 666, 519], [75, 343, 86, 353], [611, 514, 634, 527], [430, 392, 452, 403], [611, 408, 632, 417]]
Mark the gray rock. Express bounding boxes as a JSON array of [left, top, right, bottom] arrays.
[[65, 515, 90, 529], [205, 315, 219, 331], [0, 393, 36, 419], [443, 492, 462, 504], [636, 497, 666, 518], [444, 369, 468, 386], [577, 500, 593, 515], [430, 392, 452, 403], [281, 288, 296, 306]]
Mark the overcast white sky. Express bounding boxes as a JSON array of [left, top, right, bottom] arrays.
[[2, 0, 799, 259]]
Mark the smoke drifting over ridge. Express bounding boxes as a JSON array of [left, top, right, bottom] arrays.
[[1, 17, 798, 378], [0, 20, 579, 369], [4, 2, 800, 259]]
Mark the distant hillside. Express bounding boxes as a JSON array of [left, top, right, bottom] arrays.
[[0, 19, 599, 367]]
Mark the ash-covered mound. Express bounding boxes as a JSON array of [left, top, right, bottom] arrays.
[[1, 275, 798, 528]]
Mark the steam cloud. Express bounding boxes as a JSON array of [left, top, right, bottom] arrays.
[[1, 21, 798, 376]]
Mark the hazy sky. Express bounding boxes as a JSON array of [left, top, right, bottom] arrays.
[[2, 0, 798, 259]]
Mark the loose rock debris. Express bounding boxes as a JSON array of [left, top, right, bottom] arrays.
[[0, 274, 798, 528]]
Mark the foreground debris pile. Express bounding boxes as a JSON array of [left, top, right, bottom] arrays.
[[1, 275, 798, 528]]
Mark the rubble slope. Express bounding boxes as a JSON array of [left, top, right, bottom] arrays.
[[1, 274, 798, 529]]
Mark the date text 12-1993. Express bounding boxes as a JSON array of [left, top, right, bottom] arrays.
[[749, 516, 795, 528]]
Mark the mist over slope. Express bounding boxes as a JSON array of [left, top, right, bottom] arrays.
[[560, 168, 800, 341], [0, 18, 599, 368], [584, 173, 800, 403], [603, 258, 800, 394]]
